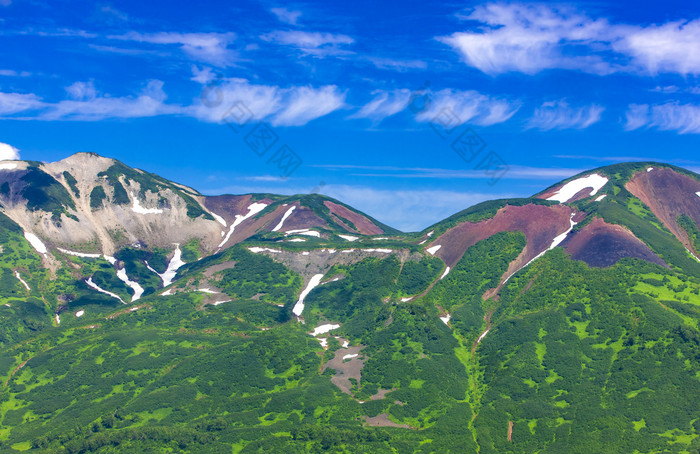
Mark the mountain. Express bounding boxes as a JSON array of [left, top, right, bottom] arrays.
[[2, 156, 700, 453]]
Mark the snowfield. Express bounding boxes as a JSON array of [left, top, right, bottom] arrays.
[[546, 174, 608, 203], [148, 244, 185, 287], [310, 324, 341, 336], [248, 247, 282, 254], [131, 193, 164, 214], [58, 248, 101, 258], [338, 235, 359, 242], [116, 268, 144, 301], [273, 206, 296, 231], [426, 245, 441, 255], [218, 202, 268, 248], [595, 194, 607, 202], [14, 271, 30, 291], [210, 212, 227, 227], [23, 232, 47, 255], [293, 274, 324, 316], [86, 277, 125, 304], [0, 162, 18, 170], [440, 267, 451, 280]]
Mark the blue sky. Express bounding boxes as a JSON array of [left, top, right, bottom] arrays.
[[1, 0, 700, 231]]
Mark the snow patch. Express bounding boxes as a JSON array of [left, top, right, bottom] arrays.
[[130, 193, 163, 214], [361, 248, 392, 253], [285, 229, 320, 237], [248, 247, 282, 254], [440, 266, 451, 280], [116, 268, 144, 302], [212, 300, 231, 306], [293, 274, 324, 316], [273, 206, 296, 231], [23, 232, 47, 255], [58, 248, 101, 258], [400, 297, 413, 302], [86, 277, 125, 304], [55, 314, 60, 325], [440, 314, 451, 325], [310, 323, 340, 336], [546, 173, 608, 203], [161, 289, 173, 296], [14, 271, 30, 291], [286, 238, 306, 242], [76, 310, 84, 317], [595, 194, 607, 202], [198, 288, 218, 294], [372, 237, 388, 241], [647, 167, 654, 172], [302, 251, 310, 256], [427, 230, 434, 237], [338, 235, 359, 242], [426, 245, 441, 255], [477, 329, 490, 344], [148, 244, 185, 287], [0, 162, 18, 170], [103, 255, 117, 265], [696, 192, 700, 198], [504, 213, 578, 284], [343, 353, 358, 360], [218, 202, 269, 248], [210, 212, 227, 227]]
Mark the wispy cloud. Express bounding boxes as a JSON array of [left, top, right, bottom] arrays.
[[350, 89, 412, 120], [0, 92, 44, 115], [0, 81, 177, 121], [0, 69, 31, 77], [438, 3, 614, 75], [527, 100, 604, 130], [414, 89, 520, 126], [190, 78, 345, 126], [108, 31, 238, 66], [625, 102, 700, 134], [315, 164, 586, 180], [261, 30, 354, 56], [366, 57, 427, 71], [439, 2, 700, 76], [270, 7, 302, 25]]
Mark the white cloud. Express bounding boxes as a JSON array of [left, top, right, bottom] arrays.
[[273, 86, 346, 126], [439, 3, 613, 75], [439, 3, 700, 76], [261, 30, 354, 56], [109, 32, 237, 66], [527, 100, 603, 130], [414, 89, 519, 126], [0, 92, 44, 115], [0, 69, 31, 77], [614, 19, 700, 75], [100, 5, 129, 22], [350, 90, 412, 120], [366, 57, 427, 71], [625, 102, 700, 134], [0, 142, 19, 160], [65, 81, 97, 100], [352, 88, 518, 126], [190, 78, 345, 126], [271, 7, 302, 25]]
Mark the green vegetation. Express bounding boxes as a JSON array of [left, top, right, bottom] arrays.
[[62, 171, 80, 198], [89, 185, 106, 210], [679, 214, 700, 253]]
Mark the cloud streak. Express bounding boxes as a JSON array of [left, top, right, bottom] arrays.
[[527, 100, 604, 130], [439, 2, 700, 76], [625, 102, 700, 134]]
